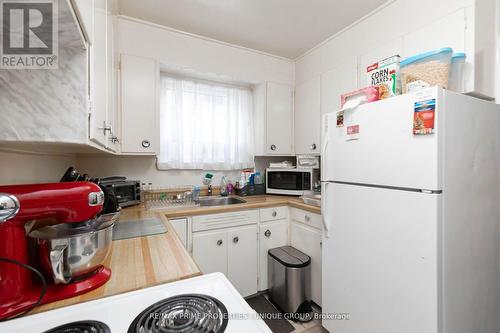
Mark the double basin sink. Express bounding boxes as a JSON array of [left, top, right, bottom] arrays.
[[197, 196, 246, 207]]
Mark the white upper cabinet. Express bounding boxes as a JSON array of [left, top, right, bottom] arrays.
[[294, 76, 320, 155], [88, 0, 108, 147], [120, 54, 159, 154], [254, 82, 294, 155], [73, 0, 93, 45], [320, 60, 358, 116], [74, 0, 118, 151]]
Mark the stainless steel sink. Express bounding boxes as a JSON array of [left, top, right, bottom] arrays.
[[198, 197, 247, 206]]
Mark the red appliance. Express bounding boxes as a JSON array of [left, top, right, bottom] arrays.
[[0, 182, 112, 320]]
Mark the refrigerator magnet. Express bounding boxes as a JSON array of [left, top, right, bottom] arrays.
[[336, 111, 344, 127], [346, 124, 360, 140], [413, 99, 436, 135]]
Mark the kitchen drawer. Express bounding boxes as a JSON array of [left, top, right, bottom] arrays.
[[259, 206, 288, 222], [192, 210, 258, 232], [290, 208, 322, 230]]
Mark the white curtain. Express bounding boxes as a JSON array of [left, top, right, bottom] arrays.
[[157, 75, 255, 170]]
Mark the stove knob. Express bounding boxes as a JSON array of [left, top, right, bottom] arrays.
[[0, 193, 20, 223]]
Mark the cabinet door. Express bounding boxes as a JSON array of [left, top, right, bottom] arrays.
[[227, 225, 258, 297], [290, 222, 322, 306], [120, 54, 158, 154], [259, 221, 288, 291], [88, 0, 107, 147], [266, 82, 293, 155], [106, 11, 119, 151], [73, 0, 93, 44], [294, 77, 320, 155], [192, 230, 227, 275], [320, 59, 357, 116], [170, 218, 188, 248]]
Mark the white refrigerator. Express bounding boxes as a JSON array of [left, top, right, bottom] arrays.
[[320, 87, 500, 333]]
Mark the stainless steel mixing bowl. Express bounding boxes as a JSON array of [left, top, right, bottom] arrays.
[[28, 212, 119, 284]]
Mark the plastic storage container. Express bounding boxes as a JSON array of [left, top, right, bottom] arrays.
[[400, 47, 453, 93], [448, 52, 466, 92]]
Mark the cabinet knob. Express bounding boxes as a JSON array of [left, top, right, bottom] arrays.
[[272, 211, 277, 217], [217, 240, 223, 246], [232, 236, 239, 244], [310, 143, 317, 150], [305, 215, 311, 222], [264, 230, 271, 238], [142, 140, 151, 148], [270, 144, 276, 151], [320, 241, 322, 248]]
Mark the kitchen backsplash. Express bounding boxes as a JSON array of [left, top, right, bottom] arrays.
[[75, 155, 243, 187], [0, 151, 76, 185]]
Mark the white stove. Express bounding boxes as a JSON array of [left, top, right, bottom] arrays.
[[1, 273, 272, 333]]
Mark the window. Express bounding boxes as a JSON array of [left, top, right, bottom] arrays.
[[157, 75, 255, 170]]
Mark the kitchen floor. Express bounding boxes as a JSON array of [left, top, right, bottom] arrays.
[[286, 305, 327, 333], [261, 294, 327, 333]]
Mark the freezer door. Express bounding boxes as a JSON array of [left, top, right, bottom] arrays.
[[322, 182, 440, 333], [322, 87, 442, 191]]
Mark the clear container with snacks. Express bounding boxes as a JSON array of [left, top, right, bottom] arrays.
[[400, 47, 453, 93], [448, 52, 466, 92]]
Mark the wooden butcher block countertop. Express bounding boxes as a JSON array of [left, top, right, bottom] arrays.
[[32, 195, 319, 314], [32, 208, 202, 314]]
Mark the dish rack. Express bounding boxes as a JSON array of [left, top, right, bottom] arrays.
[[142, 185, 199, 211]]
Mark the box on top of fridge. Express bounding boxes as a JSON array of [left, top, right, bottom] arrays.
[[366, 55, 401, 99]]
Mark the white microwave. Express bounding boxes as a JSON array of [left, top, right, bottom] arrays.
[[266, 168, 319, 196]]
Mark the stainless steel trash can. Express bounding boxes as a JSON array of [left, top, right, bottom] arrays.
[[268, 246, 312, 322]]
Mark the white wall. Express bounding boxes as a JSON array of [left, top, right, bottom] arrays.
[[0, 151, 75, 185], [118, 16, 294, 85], [295, 0, 475, 83]]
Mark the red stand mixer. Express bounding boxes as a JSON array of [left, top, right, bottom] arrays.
[[0, 182, 119, 320]]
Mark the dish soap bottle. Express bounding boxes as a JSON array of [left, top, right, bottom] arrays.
[[220, 176, 229, 196]]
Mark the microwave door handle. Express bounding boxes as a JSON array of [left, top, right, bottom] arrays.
[[321, 182, 330, 238]]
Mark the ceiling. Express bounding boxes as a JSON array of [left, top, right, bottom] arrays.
[[118, 0, 390, 59]]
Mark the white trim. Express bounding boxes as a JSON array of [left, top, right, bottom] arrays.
[[117, 15, 294, 63], [294, 0, 398, 61]]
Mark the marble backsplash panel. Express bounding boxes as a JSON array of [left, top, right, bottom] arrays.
[[0, 45, 87, 143]]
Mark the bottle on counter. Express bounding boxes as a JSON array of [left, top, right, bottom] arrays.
[[220, 176, 229, 196]]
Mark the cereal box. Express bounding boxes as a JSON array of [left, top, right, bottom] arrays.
[[366, 55, 401, 99]]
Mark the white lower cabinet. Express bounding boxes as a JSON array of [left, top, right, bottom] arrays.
[[169, 218, 188, 248], [258, 220, 289, 291], [192, 214, 258, 298], [192, 229, 228, 277], [290, 221, 322, 306], [191, 206, 321, 301], [227, 225, 258, 297]]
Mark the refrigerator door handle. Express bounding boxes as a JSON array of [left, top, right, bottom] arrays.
[[321, 133, 329, 173], [321, 182, 330, 238]]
